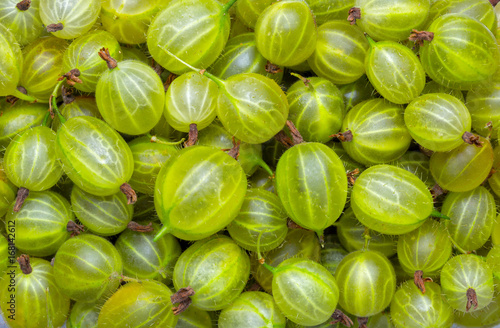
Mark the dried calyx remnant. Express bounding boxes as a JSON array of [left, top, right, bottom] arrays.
[[18, 254, 32, 275], [13, 187, 29, 212], [265, 61, 282, 74], [357, 316, 368, 328], [127, 221, 154, 232], [331, 309, 353, 327], [98, 47, 118, 69], [16, 0, 31, 11], [331, 130, 353, 142], [184, 123, 198, 147], [46, 23, 64, 32], [67, 221, 85, 237], [466, 288, 478, 312], [409, 30, 434, 47], [275, 120, 304, 148], [462, 131, 483, 147], [430, 184, 446, 200], [171, 286, 195, 315], [120, 183, 138, 205], [224, 138, 241, 160], [414, 270, 433, 294], [347, 7, 361, 25]]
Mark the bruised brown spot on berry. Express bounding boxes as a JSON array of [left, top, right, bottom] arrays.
[[67, 220, 85, 237], [120, 183, 137, 204], [127, 221, 154, 232], [331, 309, 353, 327], [98, 48, 118, 69], [46, 23, 64, 32], [265, 61, 282, 74], [347, 7, 361, 25], [430, 183, 446, 200], [409, 30, 434, 47], [347, 168, 360, 186], [13, 187, 29, 212], [462, 131, 483, 147], [16, 0, 31, 11], [184, 123, 198, 147], [171, 287, 195, 315], [17, 254, 32, 274], [466, 288, 478, 312], [164, 73, 178, 92], [330, 130, 353, 142], [414, 270, 433, 294]]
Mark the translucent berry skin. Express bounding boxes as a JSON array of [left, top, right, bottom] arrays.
[[0, 258, 70, 328], [67, 301, 101, 328], [62, 30, 123, 93], [56, 116, 134, 197], [219, 291, 286, 328], [421, 80, 465, 102], [0, 23, 23, 97], [404, 93, 472, 152], [53, 234, 123, 303], [96, 60, 165, 135], [0, 0, 44, 46], [154, 146, 247, 241], [173, 235, 250, 311], [338, 75, 375, 111], [430, 136, 493, 192], [389, 151, 435, 187], [51, 96, 101, 131], [308, 21, 369, 85], [420, 14, 499, 90], [0, 102, 47, 149], [442, 186, 496, 252], [321, 235, 348, 276], [287, 77, 345, 143], [466, 80, 500, 139], [397, 219, 452, 275], [340, 99, 412, 166], [351, 165, 433, 235], [39, 0, 101, 39], [365, 39, 425, 104], [176, 307, 213, 328], [0, 158, 16, 218], [307, 0, 355, 25], [355, 0, 430, 41], [276, 143, 347, 236], [454, 291, 500, 327], [391, 281, 454, 328], [216, 73, 289, 144], [235, 0, 272, 29], [165, 72, 218, 132], [335, 250, 396, 317], [441, 254, 494, 312], [5, 191, 73, 257], [4, 126, 63, 192], [147, 0, 230, 75], [272, 258, 339, 326]]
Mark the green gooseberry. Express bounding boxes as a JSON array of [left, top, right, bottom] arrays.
[[235, 0, 272, 29], [442, 186, 496, 252], [488, 145, 500, 197], [454, 291, 500, 327], [339, 98, 412, 166], [391, 281, 454, 328], [365, 37, 425, 104], [70, 185, 133, 236], [287, 75, 345, 143], [331, 142, 365, 173], [62, 30, 123, 93], [276, 142, 347, 236], [0, 235, 7, 276], [487, 245, 500, 286], [351, 165, 433, 235], [321, 235, 348, 277], [20, 37, 68, 101], [128, 135, 179, 195], [0, 256, 70, 328], [67, 301, 101, 328], [6, 191, 74, 257], [337, 207, 398, 258], [115, 221, 181, 284], [209, 33, 284, 84], [492, 216, 500, 246], [466, 79, 500, 139], [441, 254, 494, 312], [0, 0, 44, 46], [338, 75, 375, 112], [97, 280, 178, 327], [218, 291, 286, 328], [404, 93, 472, 152], [154, 145, 247, 241], [335, 250, 396, 317], [151, 115, 187, 141], [173, 235, 250, 311], [131, 194, 157, 221], [147, 0, 235, 74], [53, 234, 123, 302], [0, 102, 47, 149], [306, 0, 355, 25], [51, 96, 101, 131], [421, 80, 465, 102], [389, 151, 435, 187], [397, 219, 452, 276], [0, 158, 17, 217], [227, 188, 288, 252], [121, 47, 150, 64], [308, 20, 369, 85], [176, 306, 214, 328], [248, 167, 275, 193], [254, 0, 317, 67], [354, 0, 430, 41], [430, 135, 493, 192], [419, 14, 499, 90]]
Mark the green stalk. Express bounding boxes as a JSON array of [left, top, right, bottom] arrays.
[[431, 209, 450, 220], [50, 79, 67, 124], [256, 231, 277, 274], [221, 0, 238, 14], [11, 88, 37, 103], [149, 134, 185, 145], [42, 111, 51, 127], [365, 34, 377, 47]]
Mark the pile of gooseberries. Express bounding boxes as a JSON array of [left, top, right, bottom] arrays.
[[1, 0, 500, 327]]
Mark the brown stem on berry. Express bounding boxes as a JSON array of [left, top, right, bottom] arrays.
[[152, 60, 165, 77], [331, 130, 353, 142], [46, 23, 64, 32], [409, 30, 434, 47], [430, 183, 446, 200], [331, 309, 353, 327], [171, 287, 195, 315], [225, 137, 241, 160], [164, 73, 178, 92], [247, 282, 262, 292], [419, 145, 434, 157], [347, 7, 361, 25], [120, 183, 137, 204], [67, 220, 85, 237], [58, 69, 82, 86], [265, 61, 282, 74], [347, 168, 360, 186], [13, 187, 29, 212], [17, 255, 32, 274], [462, 131, 483, 147], [16, 0, 31, 11], [274, 131, 294, 148], [357, 317, 368, 328], [290, 72, 311, 87], [486, 168, 497, 180], [466, 288, 478, 312], [98, 48, 118, 69], [414, 270, 433, 294], [50, 257, 55, 266], [127, 221, 154, 232], [286, 121, 304, 145], [184, 123, 198, 147]]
